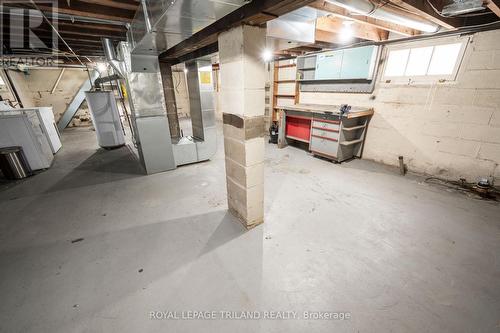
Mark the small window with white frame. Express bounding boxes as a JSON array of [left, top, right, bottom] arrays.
[[381, 36, 469, 84]]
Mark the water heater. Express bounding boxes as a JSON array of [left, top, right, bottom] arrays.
[[85, 91, 125, 149]]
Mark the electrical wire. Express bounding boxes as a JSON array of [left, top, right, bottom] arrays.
[[456, 11, 496, 17], [174, 71, 182, 94], [28, 0, 85, 67], [424, 0, 448, 17]]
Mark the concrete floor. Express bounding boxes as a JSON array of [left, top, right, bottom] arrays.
[[1, 125, 499, 333]]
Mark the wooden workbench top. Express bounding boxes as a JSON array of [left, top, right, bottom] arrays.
[[279, 104, 374, 119]]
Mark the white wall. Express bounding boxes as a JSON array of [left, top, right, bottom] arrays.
[[299, 29, 500, 183], [7, 68, 90, 127]]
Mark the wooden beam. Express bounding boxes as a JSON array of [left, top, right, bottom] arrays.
[[3, 15, 127, 33], [315, 29, 347, 44], [34, 29, 126, 41], [386, 0, 461, 29], [78, 0, 139, 11], [35, 0, 136, 23], [310, 0, 419, 36], [160, 0, 317, 61], [486, 0, 500, 17], [7, 24, 127, 41], [316, 16, 389, 41], [4, 30, 108, 44], [56, 21, 127, 33]]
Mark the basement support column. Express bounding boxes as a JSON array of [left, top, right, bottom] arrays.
[[218, 25, 266, 229], [159, 62, 181, 140]]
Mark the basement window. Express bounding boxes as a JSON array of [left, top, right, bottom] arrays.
[[382, 37, 468, 84]]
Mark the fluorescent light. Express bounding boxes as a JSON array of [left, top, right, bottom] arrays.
[[184, 68, 188, 74]]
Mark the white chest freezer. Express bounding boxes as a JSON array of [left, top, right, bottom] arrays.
[[35, 107, 62, 154], [0, 107, 61, 154], [0, 111, 54, 170]]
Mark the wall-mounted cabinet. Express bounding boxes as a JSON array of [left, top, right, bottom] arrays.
[[296, 45, 380, 93]]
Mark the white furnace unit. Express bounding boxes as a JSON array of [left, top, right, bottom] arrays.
[[84, 91, 125, 149]]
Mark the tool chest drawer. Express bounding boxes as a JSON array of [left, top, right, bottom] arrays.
[[311, 127, 339, 140], [310, 134, 338, 157], [311, 119, 340, 131]]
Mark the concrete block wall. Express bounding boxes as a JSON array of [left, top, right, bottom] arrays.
[[300, 29, 500, 183], [172, 69, 190, 119], [7, 68, 91, 127]]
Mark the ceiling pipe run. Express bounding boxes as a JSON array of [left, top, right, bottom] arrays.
[[325, 0, 440, 33]]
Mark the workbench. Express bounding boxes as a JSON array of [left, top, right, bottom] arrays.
[[277, 104, 374, 163]]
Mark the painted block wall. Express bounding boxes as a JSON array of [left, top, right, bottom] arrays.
[[299, 29, 500, 183], [7, 68, 91, 127], [172, 70, 191, 119]]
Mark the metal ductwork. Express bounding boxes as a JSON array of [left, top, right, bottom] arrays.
[[267, 6, 321, 51], [325, 0, 440, 33], [102, 38, 125, 77], [113, 1, 244, 174], [130, 0, 250, 55]]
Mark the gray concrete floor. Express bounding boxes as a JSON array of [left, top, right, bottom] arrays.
[[1, 124, 499, 333]]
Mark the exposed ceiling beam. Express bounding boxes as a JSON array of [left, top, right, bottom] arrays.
[[310, 0, 419, 36], [77, 0, 139, 11], [3, 16, 127, 34], [160, 0, 317, 61], [56, 21, 127, 33], [34, 0, 136, 23], [4, 30, 109, 44], [486, 0, 500, 17], [316, 16, 389, 41], [1, 24, 126, 41], [386, 0, 461, 29], [315, 28, 363, 44]]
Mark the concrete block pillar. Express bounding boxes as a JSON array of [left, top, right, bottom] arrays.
[[218, 25, 266, 229]]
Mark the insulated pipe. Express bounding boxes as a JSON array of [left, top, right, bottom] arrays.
[[94, 73, 121, 86], [102, 38, 125, 77], [325, 0, 440, 33]]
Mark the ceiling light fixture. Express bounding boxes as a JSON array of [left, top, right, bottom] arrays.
[[262, 49, 273, 62], [96, 62, 108, 73], [340, 20, 354, 43]]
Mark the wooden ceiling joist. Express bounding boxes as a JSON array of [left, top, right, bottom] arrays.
[[77, 0, 139, 11], [486, 0, 500, 17], [386, 0, 461, 29], [34, 0, 136, 23], [315, 29, 363, 44], [3, 0, 138, 59], [316, 16, 389, 41], [56, 21, 127, 33], [310, 0, 419, 36]]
